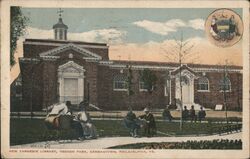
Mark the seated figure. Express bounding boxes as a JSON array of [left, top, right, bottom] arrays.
[[182, 106, 189, 121], [76, 107, 97, 139], [45, 101, 72, 129], [45, 101, 84, 140], [124, 109, 140, 137], [189, 105, 197, 123], [138, 107, 156, 137], [162, 105, 173, 122], [198, 107, 206, 122]]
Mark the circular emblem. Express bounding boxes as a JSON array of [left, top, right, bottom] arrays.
[[205, 9, 243, 47]]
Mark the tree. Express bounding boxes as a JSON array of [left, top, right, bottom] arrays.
[[126, 65, 134, 109], [216, 60, 241, 120], [126, 65, 134, 96], [161, 33, 198, 130], [140, 68, 157, 106], [10, 6, 28, 67]]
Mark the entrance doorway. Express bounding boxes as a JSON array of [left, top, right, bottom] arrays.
[[182, 76, 191, 104], [175, 70, 195, 108], [58, 61, 85, 105], [64, 78, 78, 103]]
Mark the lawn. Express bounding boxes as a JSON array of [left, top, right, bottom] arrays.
[[10, 118, 234, 146]]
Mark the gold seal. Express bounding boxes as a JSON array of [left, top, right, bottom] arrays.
[[205, 9, 243, 47]]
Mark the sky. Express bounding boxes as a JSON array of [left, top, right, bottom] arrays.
[[11, 8, 243, 81]]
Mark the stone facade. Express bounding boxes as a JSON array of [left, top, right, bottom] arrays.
[[16, 38, 243, 111]]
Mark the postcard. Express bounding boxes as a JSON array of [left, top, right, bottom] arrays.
[[1, 0, 249, 158]]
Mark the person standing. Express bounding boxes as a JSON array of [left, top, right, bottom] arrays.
[[139, 107, 156, 137]]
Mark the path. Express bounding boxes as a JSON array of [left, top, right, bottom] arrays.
[[11, 132, 242, 149]]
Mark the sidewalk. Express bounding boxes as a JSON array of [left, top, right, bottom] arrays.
[[11, 132, 242, 149], [11, 115, 242, 124]]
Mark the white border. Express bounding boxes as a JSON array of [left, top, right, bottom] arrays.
[[1, 0, 249, 159]]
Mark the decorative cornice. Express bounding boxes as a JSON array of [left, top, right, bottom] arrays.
[[40, 56, 60, 60], [39, 43, 102, 60], [98, 61, 114, 65], [192, 67, 241, 73], [19, 58, 40, 63], [24, 41, 109, 49], [104, 63, 241, 73]]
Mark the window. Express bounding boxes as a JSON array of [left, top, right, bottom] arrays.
[[219, 77, 231, 91], [197, 77, 209, 91], [59, 29, 63, 40], [113, 75, 127, 90], [139, 79, 154, 91], [55, 30, 58, 39], [64, 30, 67, 40], [139, 81, 147, 91]]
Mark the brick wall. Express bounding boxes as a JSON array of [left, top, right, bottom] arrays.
[[194, 72, 242, 110], [20, 61, 44, 111], [97, 68, 170, 110], [42, 61, 58, 110]]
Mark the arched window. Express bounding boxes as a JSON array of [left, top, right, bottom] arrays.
[[197, 77, 209, 91], [113, 75, 127, 90], [219, 77, 231, 91]]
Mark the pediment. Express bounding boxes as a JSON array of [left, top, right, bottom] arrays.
[[39, 43, 102, 60], [58, 61, 85, 78], [171, 64, 197, 77], [58, 61, 85, 72], [63, 66, 80, 73]]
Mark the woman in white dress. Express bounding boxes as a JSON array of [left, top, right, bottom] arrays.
[[77, 107, 97, 139]]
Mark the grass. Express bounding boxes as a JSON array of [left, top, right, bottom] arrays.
[[10, 118, 235, 146]]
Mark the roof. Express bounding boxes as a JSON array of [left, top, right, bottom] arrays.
[[110, 60, 242, 70], [53, 18, 68, 29]]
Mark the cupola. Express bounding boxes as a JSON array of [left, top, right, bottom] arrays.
[[53, 9, 68, 40]]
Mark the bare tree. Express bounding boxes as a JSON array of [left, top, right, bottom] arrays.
[[161, 33, 198, 131], [217, 59, 237, 124]]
